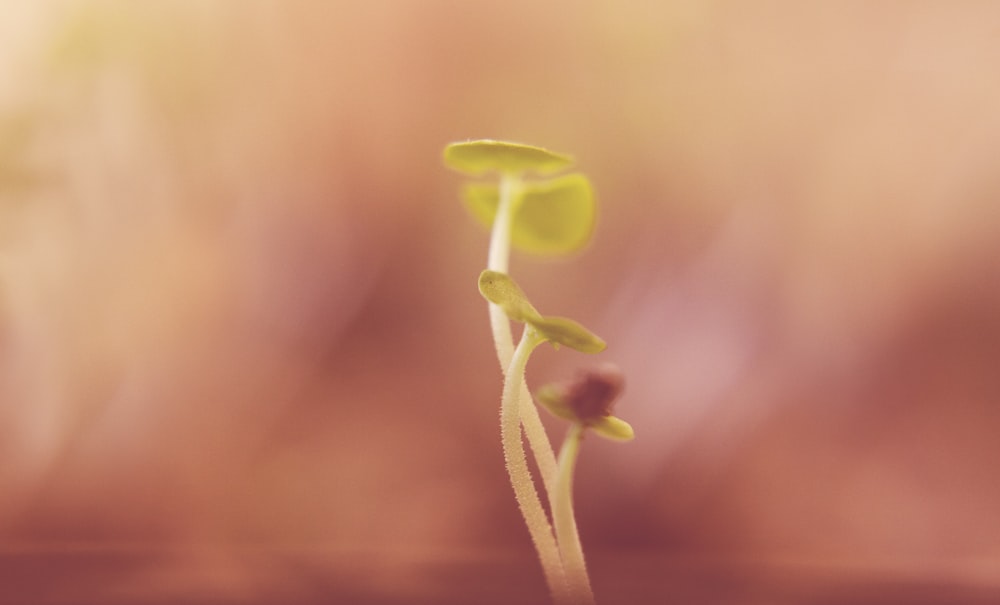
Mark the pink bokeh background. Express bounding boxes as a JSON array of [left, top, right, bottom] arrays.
[[1, 1, 998, 602]]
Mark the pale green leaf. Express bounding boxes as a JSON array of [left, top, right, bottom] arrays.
[[530, 315, 607, 354], [535, 384, 577, 422], [477, 270, 541, 323], [462, 173, 596, 255], [478, 270, 606, 353], [444, 140, 573, 176], [461, 182, 502, 230], [590, 415, 635, 441]]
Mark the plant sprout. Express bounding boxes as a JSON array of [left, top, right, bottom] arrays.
[[444, 140, 634, 605]]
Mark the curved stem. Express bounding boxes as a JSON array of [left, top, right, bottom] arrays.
[[502, 327, 569, 605], [518, 385, 559, 497], [486, 174, 559, 498], [554, 423, 595, 605]]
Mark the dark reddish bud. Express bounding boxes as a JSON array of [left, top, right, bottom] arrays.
[[563, 363, 624, 423]]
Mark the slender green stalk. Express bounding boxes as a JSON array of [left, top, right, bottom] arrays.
[[554, 423, 595, 604], [501, 326, 569, 604], [486, 173, 559, 497]]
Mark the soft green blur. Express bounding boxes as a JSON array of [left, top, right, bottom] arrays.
[[463, 173, 596, 255]]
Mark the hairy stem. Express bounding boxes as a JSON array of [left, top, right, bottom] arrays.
[[554, 423, 595, 604], [518, 385, 559, 498], [502, 327, 569, 604], [486, 173, 559, 498]]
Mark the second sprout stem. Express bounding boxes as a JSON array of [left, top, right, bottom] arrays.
[[554, 423, 595, 604], [501, 327, 569, 604]]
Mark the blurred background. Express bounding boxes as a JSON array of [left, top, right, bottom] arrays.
[[1, 1, 999, 603]]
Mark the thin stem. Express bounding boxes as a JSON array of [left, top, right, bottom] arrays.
[[518, 385, 559, 498], [554, 423, 595, 605], [487, 174, 516, 363], [501, 327, 569, 605], [487, 174, 515, 274], [486, 173, 559, 498]]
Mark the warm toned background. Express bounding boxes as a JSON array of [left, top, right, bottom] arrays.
[[1, 1, 999, 604]]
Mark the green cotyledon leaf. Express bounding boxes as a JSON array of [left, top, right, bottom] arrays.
[[590, 415, 635, 441], [535, 383, 578, 422], [529, 315, 606, 354], [463, 173, 596, 256], [444, 140, 573, 177], [477, 270, 542, 324], [478, 270, 606, 354]]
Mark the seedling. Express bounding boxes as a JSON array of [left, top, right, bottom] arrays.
[[444, 140, 634, 605]]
